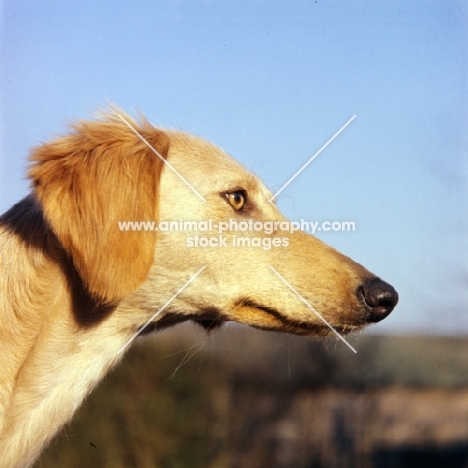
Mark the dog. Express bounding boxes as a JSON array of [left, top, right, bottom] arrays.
[[0, 109, 398, 467]]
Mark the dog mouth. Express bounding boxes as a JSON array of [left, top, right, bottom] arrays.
[[233, 298, 361, 337], [136, 300, 361, 338]]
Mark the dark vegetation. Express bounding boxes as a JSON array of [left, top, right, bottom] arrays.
[[36, 326, 468, 467]]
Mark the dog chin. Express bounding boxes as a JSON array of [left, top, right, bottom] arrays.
[[137, 310, 226, 334]]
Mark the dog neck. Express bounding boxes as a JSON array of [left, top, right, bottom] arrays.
[[0, 197, 130, 467]]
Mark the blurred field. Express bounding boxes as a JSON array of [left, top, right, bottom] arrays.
[[35, 326, 468, 468]]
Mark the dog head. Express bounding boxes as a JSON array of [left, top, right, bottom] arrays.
[[29, 110, 398, 339]]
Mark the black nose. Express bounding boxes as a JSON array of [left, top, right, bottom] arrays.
[[361, 277, 398, 323]]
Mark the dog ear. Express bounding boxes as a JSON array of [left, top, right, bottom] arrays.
[[28, 112, 170, 304]]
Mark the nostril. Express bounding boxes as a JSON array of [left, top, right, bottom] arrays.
[[360, 277, 399, 323]]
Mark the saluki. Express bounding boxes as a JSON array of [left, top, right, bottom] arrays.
[[0, 109, 398, 467]]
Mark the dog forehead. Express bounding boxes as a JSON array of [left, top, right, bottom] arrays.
[[166, 130, 239, 166], [164, 130, 266, 193]]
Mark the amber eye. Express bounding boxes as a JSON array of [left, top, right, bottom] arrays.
[[226, 191, 246, 211]]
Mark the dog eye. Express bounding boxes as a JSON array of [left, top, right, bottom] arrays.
[[226, 191, 246, 211]]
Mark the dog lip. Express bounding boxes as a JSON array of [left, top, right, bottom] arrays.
[[235, 298, 283, 318], [234, 298, 355, 336]]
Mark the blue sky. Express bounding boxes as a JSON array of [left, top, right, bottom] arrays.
[[1, 0, 467, 334]]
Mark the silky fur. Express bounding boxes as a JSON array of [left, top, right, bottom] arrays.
[[1, 110, 388, 467]]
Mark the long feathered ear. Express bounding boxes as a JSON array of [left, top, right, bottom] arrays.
[[28, 110, 170, 304]]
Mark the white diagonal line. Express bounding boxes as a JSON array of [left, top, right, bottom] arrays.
[[117, 266, 206, 355], [268, 115, 356, 202], [118, 113, 206, 202], [269, 266, 357, 353]]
